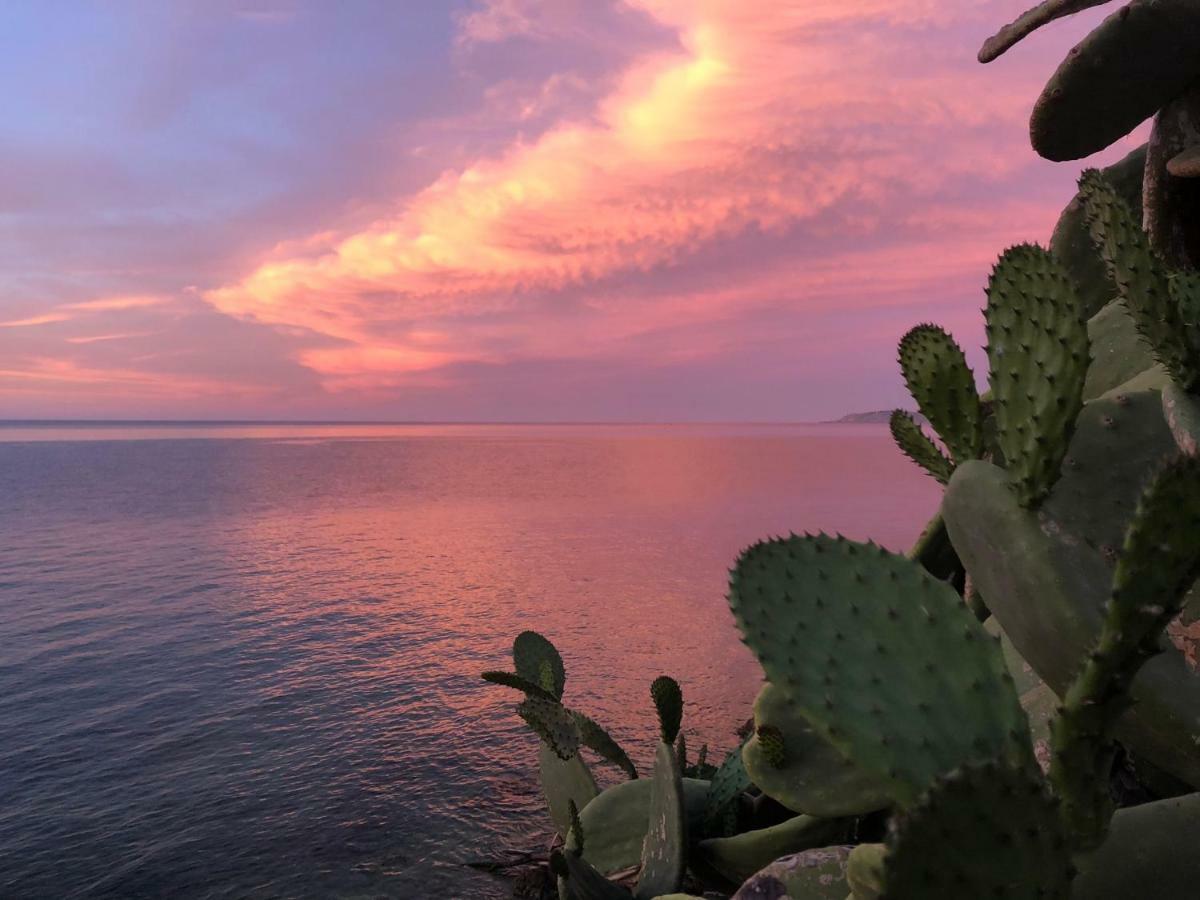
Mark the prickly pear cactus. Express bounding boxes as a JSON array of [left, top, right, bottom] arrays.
[[637, 676, 687, 898], [888, 410, 952, 484], [897, 324, 983, 465], [984, 243, 1089, 507], [1050, 457, 1200, 848], [882, 761, 1072, 899], [729, 533, 1031, 806]]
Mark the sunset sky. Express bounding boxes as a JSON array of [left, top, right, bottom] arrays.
[[1, 1, 1144, 421]]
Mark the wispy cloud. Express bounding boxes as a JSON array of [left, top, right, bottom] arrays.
[[209, 0, 1056, 395], [0, 313, 74, 329], [64, 331, 157, 345]]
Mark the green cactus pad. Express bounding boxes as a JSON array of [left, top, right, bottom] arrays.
[[540, 744, 599, 837], [1051, 145, 1145, 320], [882, 761, 1072, 899], [674, 730, 687, 772], [635, 742, 686, 898], [978, 0, 1113, 63], [1072, 793, 1200, 899], [1029, 0, 1200, 161], [889, 410, 953, 484], [650, 676, 683, 745], [702, 740, 751, 836], [518, 696, 580, 760], [985, 243, 1089, 507], [896, 324, 983, 464], [513, 630, 566, 700], [730, 846, 852, 900], [1051, 456, 1200, 848], [943, 419, 1200, 787], [577, 778, 710, 875], [571, 710, 638, 780], [728, 534, 1031, 807], [1080, 169, 1200, 392], [743, 682, 891, 818], [481, 669, 559, 701], [699, 814, 851, 886], [1084, 299, 1157, 400], [846, 842, 887, 900], [1163, 381, 1200, 455]]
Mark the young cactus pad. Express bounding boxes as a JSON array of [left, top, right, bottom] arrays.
[[1080, 169, 1200, 392], [513, 630, 566, 699], [650, 675, 683, 745], [889, 410, 953, 484], [517, 695, 580, 760], [742, 682, 891, 818], [702, 740, 752, 835], [985, 243, 1089, 507], [896, 324, 983, 464], [727, 533, 1031, 807]]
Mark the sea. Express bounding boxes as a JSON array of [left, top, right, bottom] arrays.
[[0, 422, 939, 898]]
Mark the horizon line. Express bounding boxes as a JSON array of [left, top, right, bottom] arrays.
[[0, 416, 891, 427]]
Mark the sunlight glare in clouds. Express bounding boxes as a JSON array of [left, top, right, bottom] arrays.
[[208, 0, 1050, 395]]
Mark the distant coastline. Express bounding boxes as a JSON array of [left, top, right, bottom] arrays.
[[826, 409, 923, 424]]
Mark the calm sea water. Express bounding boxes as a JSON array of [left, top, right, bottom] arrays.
[[0, 422, 939, 898]]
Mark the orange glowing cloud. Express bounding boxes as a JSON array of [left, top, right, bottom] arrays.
[[204, 0, 1105, 394]]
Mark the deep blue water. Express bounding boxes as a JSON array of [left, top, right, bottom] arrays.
[[0, 423, 938, 898]]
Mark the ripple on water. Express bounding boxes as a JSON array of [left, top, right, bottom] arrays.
[[0, 425, 937, 897]]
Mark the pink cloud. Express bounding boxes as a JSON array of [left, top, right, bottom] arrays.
[[209, 0, 1068, 396]]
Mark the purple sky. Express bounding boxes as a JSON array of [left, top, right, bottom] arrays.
[[0, 1, 1144, 421]]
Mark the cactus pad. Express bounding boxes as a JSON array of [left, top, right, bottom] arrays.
[[635, 742, 686, 898], [743, 682, 891, 818], [943, 413, 1200, 788], [650, 676, 683, 745], [572, 709, 638, 780], [1083, 299, 1157, 400], [1071, 793, 1200, 899], [985, 243, 1089, 507], [540, 743, 599, 837], [703, 740, 752, 836], [728, 533, 1031, 807], [578, 777, 711, 875], [700, 814, 851, 886], [1081, 169, 1200, 392], [1051, 145, 1145, 320], [513, 630, 566, 700], [897, 324, 983, 464], [882, 761, 1072, 899], [1029, 0, 1200, 161], [889, 410, 953, 484], [978, 0, 1113, 63], [1051, 456, 1200, 848], [481, 669, 559, 701], [518, 696, 580, 760]]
